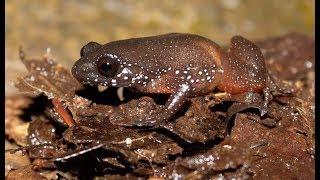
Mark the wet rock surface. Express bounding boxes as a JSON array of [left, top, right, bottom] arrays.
[[5, 33, 314, 179]]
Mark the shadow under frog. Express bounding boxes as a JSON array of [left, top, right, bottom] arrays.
[[72, 33, 273, 127]]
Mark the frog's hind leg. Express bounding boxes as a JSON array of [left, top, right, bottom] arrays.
[[218, 36, 267, 94]]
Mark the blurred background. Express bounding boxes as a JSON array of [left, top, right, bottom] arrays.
[[5, 0, 314, 96]]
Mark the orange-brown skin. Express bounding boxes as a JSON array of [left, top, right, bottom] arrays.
[[218, 36, 267, 93], [72, 33, 267, 126]]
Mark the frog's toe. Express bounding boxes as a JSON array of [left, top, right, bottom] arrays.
[[259, 105, 268, 116], [225, 101, 268, 126]]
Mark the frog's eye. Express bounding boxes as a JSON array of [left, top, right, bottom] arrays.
[[97, 57, 120, 78]]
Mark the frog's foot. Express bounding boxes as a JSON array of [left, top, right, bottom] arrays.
[[225, 101, 267, 126], [225, 90, 271, 127], [266, 74, 294, 96]]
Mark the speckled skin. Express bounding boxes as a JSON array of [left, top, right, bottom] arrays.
[[72, 33, 267, 126]]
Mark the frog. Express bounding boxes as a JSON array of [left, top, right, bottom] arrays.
[[71, 33, 268, 127]]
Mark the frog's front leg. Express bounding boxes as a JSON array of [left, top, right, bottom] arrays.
[[137, 83, 191, 127], [158, 83, 191, 124]]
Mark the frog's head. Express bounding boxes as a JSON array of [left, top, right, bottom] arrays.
[[72, 42, 150, 87]]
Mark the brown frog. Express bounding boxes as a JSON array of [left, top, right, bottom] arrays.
[[72, 33, 267, 126]]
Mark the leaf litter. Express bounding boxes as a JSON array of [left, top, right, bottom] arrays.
[[5, 33, 314, 179]]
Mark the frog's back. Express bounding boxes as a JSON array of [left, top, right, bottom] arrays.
[[103, 33, 222, 70]]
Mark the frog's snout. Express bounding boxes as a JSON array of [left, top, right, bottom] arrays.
[[71, 60, 82, 81], [71, 58, 97, 84]]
